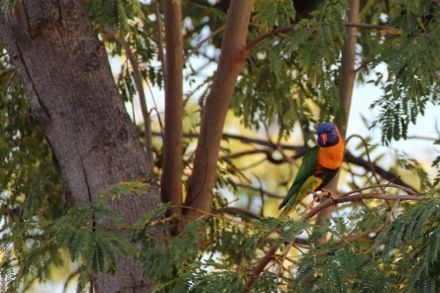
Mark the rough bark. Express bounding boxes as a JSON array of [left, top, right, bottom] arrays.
[[161, 0, 183, 227], [185, 0, 251, 219], [0, 1, 161, 292]]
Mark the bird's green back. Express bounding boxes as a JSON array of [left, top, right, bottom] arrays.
[[279, 146, 319, 209]]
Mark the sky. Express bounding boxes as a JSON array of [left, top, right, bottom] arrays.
[[347, 74, 439, 177]]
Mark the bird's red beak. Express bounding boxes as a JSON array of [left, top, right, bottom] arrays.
[[320, 133, 328, 145]]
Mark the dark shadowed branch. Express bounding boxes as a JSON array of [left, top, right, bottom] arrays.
[[151, 131, 417, 191]]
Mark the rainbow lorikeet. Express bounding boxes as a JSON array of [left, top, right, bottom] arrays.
[[278, 122, 345, 218]]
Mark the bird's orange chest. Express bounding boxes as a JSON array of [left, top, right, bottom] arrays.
[[317, 142, 344, 169]]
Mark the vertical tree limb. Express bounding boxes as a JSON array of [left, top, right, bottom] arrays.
[[161, 0, 184, 224], [154, 0, 166, 76], [185, 0, 252, 219], [337, 0, 360, 135], [316, 0, 361, 241]]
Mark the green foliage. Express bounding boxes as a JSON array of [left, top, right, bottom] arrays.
[[253, 0, 296, 30], [397, 153, 434, 191], [137, 220, 206, 281], [233, 0, 347, 139], [0, 181, 153, 292], [378, 199, 440, 292], [294, 245, 369, 292], [0, 0, 19, 14], [85, 0, 144, 31], [46, 198, 128, 274], [432, 139, 440, 187], [100, 178, 150, 200], [2, 0, 440, 292], [368, 0, 440, 144], [0, 49, 63, 292]]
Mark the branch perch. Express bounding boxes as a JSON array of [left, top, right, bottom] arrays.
[[304, 192, 428, 220]]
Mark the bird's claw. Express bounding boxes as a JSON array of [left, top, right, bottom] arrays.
[[312, 189, 337, 202], [321, 188, 337, 201]]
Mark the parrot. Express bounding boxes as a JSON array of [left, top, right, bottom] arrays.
[[278, 122, 345, 218]]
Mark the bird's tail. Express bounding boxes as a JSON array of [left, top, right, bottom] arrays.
[[278, 205, 292, 219]]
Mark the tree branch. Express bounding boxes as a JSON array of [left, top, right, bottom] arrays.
[[185, 0, 251, 219], [186, 25, 225, 60], [151, 130, 417, 191], [235, 183, 284, 199], [344, 151, 415, 191], [345, 22, 403, 34], [247, 22, 403, 51], [243, 243, 279, 292], [214, 206, 264, 220], [304, 191, 428, 220], [161, 0, 184, 228], [104, 26, 154, 164], [337, 0, 360, 135], [153, 0, 166, 77]]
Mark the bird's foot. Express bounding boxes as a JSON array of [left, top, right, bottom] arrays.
[[312, 189, 337, 202], [321, 188, 337, 201]]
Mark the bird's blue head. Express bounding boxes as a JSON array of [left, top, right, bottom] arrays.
[[316, 122, 340, 147]]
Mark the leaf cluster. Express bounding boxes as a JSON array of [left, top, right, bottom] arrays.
[[233, 0, 348, 138], [0, 48, 63, 292], [85, 0, 144, 32], [367, 0, 440, 144], [377, 199, 440, 292]]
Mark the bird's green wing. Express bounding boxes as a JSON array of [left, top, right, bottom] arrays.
[[279, 146, 319, 209]]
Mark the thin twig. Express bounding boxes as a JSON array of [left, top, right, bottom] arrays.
[[182, 205, 255, 227], [345, 134, 381, 186], [340, 183, 417, 196], [345, 22, 403, 34], [154, 0, 166, 78], [104, 26, 154, 163], [304, 192, 428, 220], [150, 130, 417, 191], [246, 22, 403, 51], [235, 183, 284, 199], [243, 243, 280, 292], [354, 57, 377, 73], [214, 206, 263, 220], [186, 25, 225, 60], [151, 1, 166, 135]]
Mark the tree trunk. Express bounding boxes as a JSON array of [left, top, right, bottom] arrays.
[[0, 1, 161, 292]]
